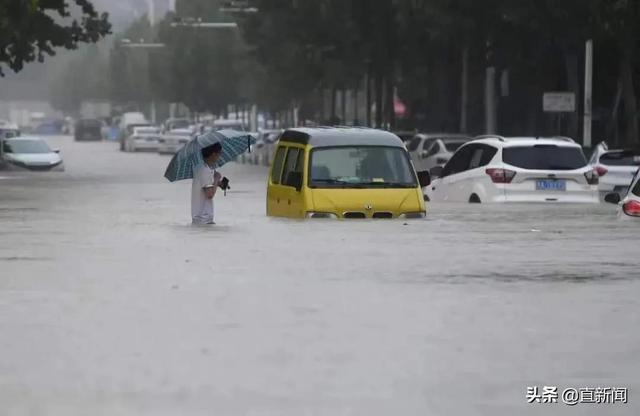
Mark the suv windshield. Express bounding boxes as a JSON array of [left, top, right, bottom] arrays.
[[600, 150, 640, 166], [309, 146, 417, 188], [4, 140, 51, 154], [502, 145, 587, 170]]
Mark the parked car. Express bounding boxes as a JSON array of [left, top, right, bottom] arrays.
[[162, 117, 192, 133], [212, 118, 248, 131], [392, 130, 418, 144], [124, 127, 162, 152], [425, 136, 599, 204], [1, 136, 64, 171], [267, 127, 431, 219], [33, 119, 66, 135], [0, 123, 21, 139], [254, 129, 282, 165], [407, 133, 472, 173], [157, 128, 195, 155], [604, 169, 640, 219], [74, 118, 104, 141], [118, 112, 150, 151], [589, 142, 640, 199]]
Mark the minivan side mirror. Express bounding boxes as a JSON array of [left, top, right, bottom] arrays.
[[604, 193, 621, 204], [417, 170, 431, 188], [430, 166, 444, 179], [285, 171, 303, 191]]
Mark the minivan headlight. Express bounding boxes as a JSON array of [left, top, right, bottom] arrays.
[[398, 212, 426, 219], [305, 212, 338, 219]]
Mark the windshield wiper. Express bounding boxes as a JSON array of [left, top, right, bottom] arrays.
[[311, 179, 365, 188], [359, 182, 416, 188]]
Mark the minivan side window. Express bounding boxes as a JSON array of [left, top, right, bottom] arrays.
[[442, 145, 474, 177], [281, 147, 301, 186], [271, 147, 287, 184]]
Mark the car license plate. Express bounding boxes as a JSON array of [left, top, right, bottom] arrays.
[[536, 179, 566, 191]]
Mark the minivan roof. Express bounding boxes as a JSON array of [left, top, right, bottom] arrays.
[[280, 127, 405, 148]]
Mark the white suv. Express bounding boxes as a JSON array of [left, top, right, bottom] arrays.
[[589, 142, 640, 199], [425, 136, 599, 204]]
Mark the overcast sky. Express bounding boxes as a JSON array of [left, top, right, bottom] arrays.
[[92, 0, 173, 29]]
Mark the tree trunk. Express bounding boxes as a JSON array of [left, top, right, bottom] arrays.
[[366, 69, 372, 127], [620, 51, 639, 146], [460, 46, 469, 133], [386, 72, 395, 130], [353, 84, 359, 125], [331, 87, 337, 123], [375, 70, 383, 128], [341, 88, 347, 124], [609, 78, 623, 146]]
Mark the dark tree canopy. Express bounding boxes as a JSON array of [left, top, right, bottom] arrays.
[[0, 0, 111, 75]]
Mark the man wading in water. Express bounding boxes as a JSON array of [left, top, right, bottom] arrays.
[[191, 143, 222, 225]]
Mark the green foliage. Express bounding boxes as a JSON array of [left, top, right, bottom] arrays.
[[0, 0, 111, 75]]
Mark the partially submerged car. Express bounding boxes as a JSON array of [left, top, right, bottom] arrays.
[[604, 169, 640, 219], [589, 142, 640, 199], [267, 127, 431, 219], [1, 136, 64, 171], [425, 136, 599, 204]]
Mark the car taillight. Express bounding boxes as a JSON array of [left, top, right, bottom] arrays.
[[584, 170, 599, 185], [622, 200, 640, 217], [485, 168, 516, 184], [595, 166, 608, 177]]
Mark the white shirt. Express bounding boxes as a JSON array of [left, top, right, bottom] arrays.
[[191, 164, 215, 224]]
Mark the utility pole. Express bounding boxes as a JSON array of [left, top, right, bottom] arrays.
[[583, 39, 593, 148]]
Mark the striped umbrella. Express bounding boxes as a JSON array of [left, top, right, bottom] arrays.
[[164, 129, 256, 182]]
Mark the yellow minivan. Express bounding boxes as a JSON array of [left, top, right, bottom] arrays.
[[266, 127, 431, 219]]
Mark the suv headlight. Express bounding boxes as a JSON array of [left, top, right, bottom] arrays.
[[398, 212, 426, 219], [305, 212, 338, 219]]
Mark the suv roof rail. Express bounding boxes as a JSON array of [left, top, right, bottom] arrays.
[[473, 134, 505, 142], [548, 136, 576, 143]]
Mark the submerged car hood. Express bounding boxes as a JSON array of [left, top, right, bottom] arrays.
[[4, 152, 62, 166]]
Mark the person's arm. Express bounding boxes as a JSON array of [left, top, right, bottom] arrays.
[[202, 170, 221, 199], [204, 185, 217, 199]]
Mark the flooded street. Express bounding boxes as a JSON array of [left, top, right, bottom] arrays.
[[1, 136, 638, 415]]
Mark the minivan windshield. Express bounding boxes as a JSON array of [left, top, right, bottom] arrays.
[[309, 146, 417, 188], [502, 145, 587, 170]]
